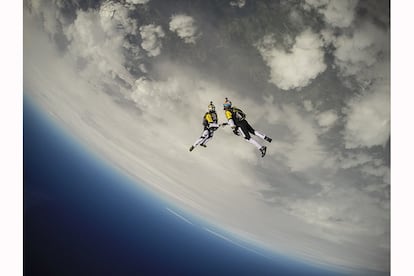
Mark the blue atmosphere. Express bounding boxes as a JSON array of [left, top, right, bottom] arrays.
[[24, 98, 345, 276]]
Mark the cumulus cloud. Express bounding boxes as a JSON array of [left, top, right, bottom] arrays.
[[65, 11, 120, 70], [54, 1, 141, 88], [304, 0, 358, 28], [169, 14, 200, 44], [99, 1, 137, 35], [343, 84, 390, 149], [230, 0, 246, 8], [139, 24, 165, 57], [316, 110, 338, 129], [256, 29, 326, 90], [326, 21, 390, 149], [333, 21, 389, 83], [131, 76, 186, 116]]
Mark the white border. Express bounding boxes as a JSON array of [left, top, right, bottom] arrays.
[[0, 2, 23, 276]]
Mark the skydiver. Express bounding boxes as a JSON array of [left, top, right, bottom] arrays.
[[223, 98, 272, 157], [189, 101, 220, 152]]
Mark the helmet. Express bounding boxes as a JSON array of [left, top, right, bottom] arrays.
[[223, 97, 232, 109], [208, 101, 215, 112]]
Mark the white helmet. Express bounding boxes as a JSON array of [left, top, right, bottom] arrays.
[[208, 101, 215, 112]]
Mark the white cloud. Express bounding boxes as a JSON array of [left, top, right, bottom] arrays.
[[337, 152, 373, 170], [139, 24, 165, 57], [131, 76, 185, 115], [99, 1, 137, 35], [138, 63, 148, 73], [326, 21, 390, 150], [230, 0, 246, 8], [316, 110, 338, 129], [320, 28, 335, 46], [169, 14, 199, 44], [65, 11, 118, 70], [361, 163, 390, 182], [287, 185, 389, 240], [278, 104, 327, 171], [59, 2, 139, 87], [256, 29, 326, 90], [303, 100, 314, 112], [29, 0, 72, 35], [305, 0, 358, 28], [126, 0, 150, 4], [344, 84, 390, 149], [304, 0, 329, 8], [333, 21, 389, 83], [322, 0, 358, 28]]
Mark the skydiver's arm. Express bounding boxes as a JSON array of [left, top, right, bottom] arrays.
[[205, 113, 219, 129], [225, 110, 236, 128], [226, 115, 238, 135]]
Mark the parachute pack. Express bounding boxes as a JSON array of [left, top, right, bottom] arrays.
[[203, 111, 218, 127], [231, 107, 246, 121]]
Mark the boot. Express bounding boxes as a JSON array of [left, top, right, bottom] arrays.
[[260, 146, 267, 157]]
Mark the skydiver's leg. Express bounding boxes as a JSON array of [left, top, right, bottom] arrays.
[[253, 130, 265, 139], [238, 127, 262, 150], [201, 129, 214, 146], [246, 121, 272, 143], [193, 129, 210, 147], [237, 121, 251, 140]]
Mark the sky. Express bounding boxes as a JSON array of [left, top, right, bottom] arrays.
[[20, 0, 395, 274]]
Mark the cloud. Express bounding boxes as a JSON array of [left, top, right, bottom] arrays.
[[274, 104, 327, 171], [333, 21, 389, 83], [124, 0, 150, 11], [337, 152, 374, 170], [99, 1, 137, 36], [230, 0, 246, 8], [343, 84, 390, 149], [361, 162, 390, 180], [316, 110, 338, 129], [256, 29, 326, 90], [59, 1, 139, 87], [286, 185, 389, 240], [169, 14, 200, 44], [139, 24, 165, 57], [131, 76, 187, 116], [304, 0, 358, 28], [303, 100, 314, 112], [321, 19, 390, 150], [126, 0, 150, 4], [335, 151, 390, 184], [330, 21, 390, 150], [28, 0, 64, 36]]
